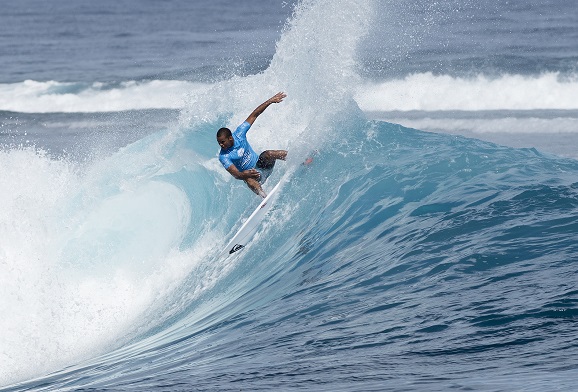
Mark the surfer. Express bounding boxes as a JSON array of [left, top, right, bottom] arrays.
[[217, 92, 288, 198]]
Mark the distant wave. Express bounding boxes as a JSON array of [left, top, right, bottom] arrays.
[[3, 72, 578, 114], [355, 72, 578, 111], [0, 80, 208, 113]]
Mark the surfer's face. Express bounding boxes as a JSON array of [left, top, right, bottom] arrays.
[[217, 135, 234, 149]]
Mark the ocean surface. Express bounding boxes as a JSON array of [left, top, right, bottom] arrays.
[[1, 0, 578, 391]]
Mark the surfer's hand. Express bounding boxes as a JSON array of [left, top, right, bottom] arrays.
[[245, 169, 261, 179], [268, 92, 286, 104], [246, 92, 286, 125]]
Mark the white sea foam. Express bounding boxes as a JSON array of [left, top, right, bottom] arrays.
[[381, 116, 578, 135], [2, 72, 577, 114], [0, 80, 209, 113], [0, 146, 202, 385], [355, 72, 578, 111]]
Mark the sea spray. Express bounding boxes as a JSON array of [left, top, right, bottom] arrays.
[[179, 0, 373, 171]]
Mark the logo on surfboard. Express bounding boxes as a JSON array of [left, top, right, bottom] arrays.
[[229, 244, 245, 254]]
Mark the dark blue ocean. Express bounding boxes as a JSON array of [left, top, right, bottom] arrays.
[[1, 1, 578, 391]]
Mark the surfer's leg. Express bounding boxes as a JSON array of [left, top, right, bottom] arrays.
[[257, 150, 287, 168], [245, 178, 266, 198]]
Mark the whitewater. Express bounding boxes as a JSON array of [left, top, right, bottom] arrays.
[[3, 72, 578, 114], [2, 0, 578, 391]]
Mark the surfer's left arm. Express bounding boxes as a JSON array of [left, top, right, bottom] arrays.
[[245, 92, 286, 125]]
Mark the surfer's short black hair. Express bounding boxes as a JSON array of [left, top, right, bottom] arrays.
[[216, 127, 232, 138]]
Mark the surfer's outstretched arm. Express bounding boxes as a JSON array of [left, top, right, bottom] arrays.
[[245, 92, 286, 125]]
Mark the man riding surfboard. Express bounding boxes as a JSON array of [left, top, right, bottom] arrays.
[[216, 92, 288, 198]]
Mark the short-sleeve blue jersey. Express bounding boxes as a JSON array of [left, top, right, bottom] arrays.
[[219, 121, 259, 172]]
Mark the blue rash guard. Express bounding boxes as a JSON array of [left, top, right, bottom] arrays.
[[219, 121, 259, 172]]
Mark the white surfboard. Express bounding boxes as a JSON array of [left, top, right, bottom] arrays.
[[222, 181, 282, 256]]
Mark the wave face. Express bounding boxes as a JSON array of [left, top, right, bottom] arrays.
[[2, 0, 578, 391], [4, 114, 578, 392]]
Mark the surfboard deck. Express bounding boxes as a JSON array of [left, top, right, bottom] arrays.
[[222, 181, 282, 256]]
